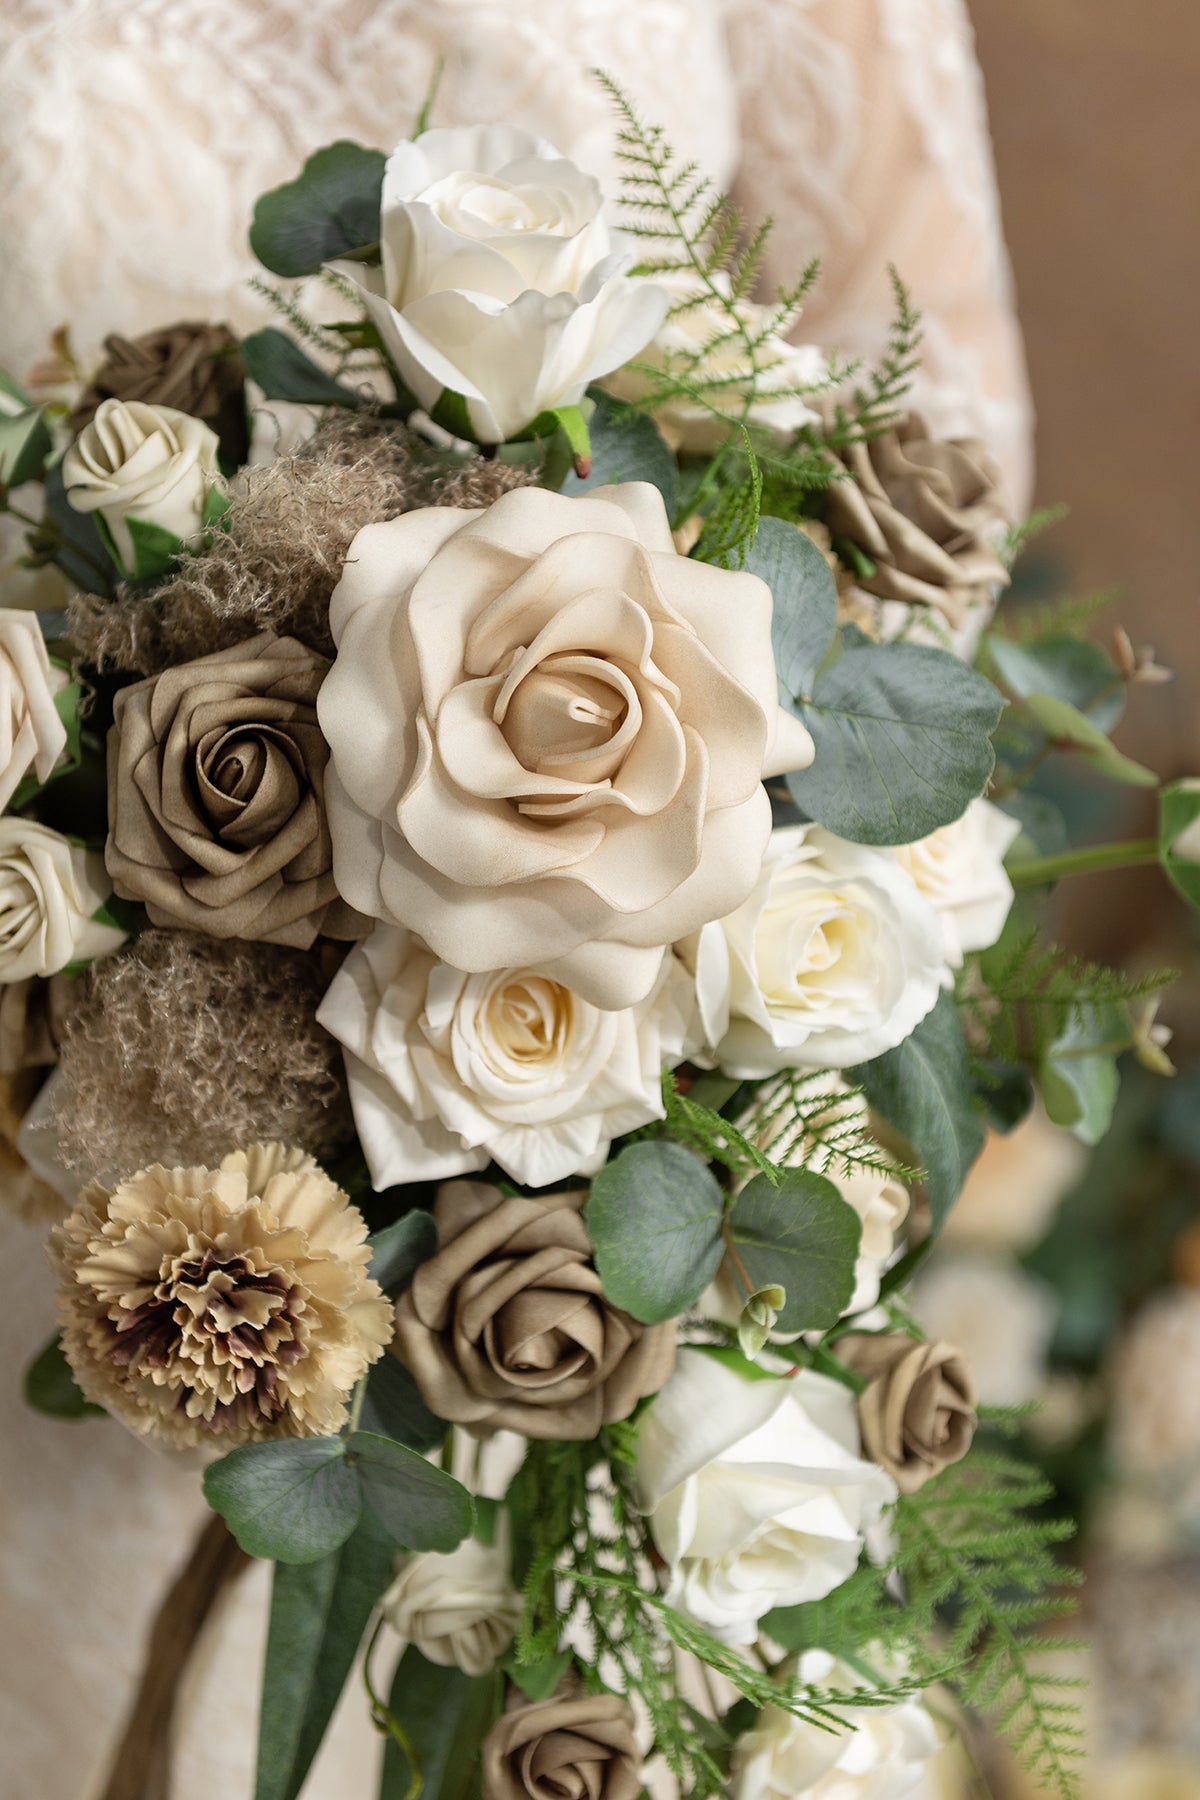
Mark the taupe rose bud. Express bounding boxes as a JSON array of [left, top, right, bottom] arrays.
[[839, 1331, 977, 1494], [393, 1180, 675, 1439], [820, 408, 1010, 629], [105, 633, 363, 948], [70, 321, 249, 467], [482, 1687, 641, 1800]]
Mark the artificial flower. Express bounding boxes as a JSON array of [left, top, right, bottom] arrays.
[[839, 1332, 977, 1494], [383, 1525, 521, 1676], [329, 126, 668, 444], [482, 1686, 641, 1800], [0, 610, 69, 811], [1109, 1288, 1200, 1479], [393, 1179, 674, 1440], [634, 1349, 895, 1645], [61, 397, 221, 573], [317, 923, 696, 1189], [0, 818, 125, 982], [684, 822, 943, 1075], [50, 1143, 392, 1447], [913, 1252, 1056, 1408], [893, 798, 1019, 975], [318, 482, 814, 1012], [69, 321, 249, 466]]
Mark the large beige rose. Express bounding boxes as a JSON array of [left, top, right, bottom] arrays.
[[319, 483, 814, 1012], [0, 611, 69, 811]]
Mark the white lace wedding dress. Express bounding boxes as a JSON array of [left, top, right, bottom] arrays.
[[0, 5, 1030, 1796]]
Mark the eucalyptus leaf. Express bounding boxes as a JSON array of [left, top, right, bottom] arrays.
[[504, 1649, 574, 1703], [250, 141, 386, 277], [743, 514, 838, 702], [559, 389, 679, 515], [1159, 780, 1200, 911], [204, 1437, 361, 1563], [346, 1431, 473, 1552], [255, 1506, 396, 1800], [367, 1209, 438, 1296], [726, 1172, 861, 1333], [987, 634, 1125, 733], [359, 1352, 445, 1452], [241, 328, 364, 408], [785, 640, 1003, 845], [587, 1141, 725, 1324], [1039, 1002, 1123, 1145], [0, 404, 52, 488], [850, 989, 984, 1232], [23, 1334, 103, 1420], [380, 1648, 499, 1800], [1021, 692, 1158, 788]]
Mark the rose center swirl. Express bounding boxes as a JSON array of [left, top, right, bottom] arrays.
[[481, 1286, 602, 1391], [494, 651, 638, 787], [193, 723, 305, 847]]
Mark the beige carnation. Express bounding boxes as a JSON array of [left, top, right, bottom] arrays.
[[50, 1143, 392, 1447]]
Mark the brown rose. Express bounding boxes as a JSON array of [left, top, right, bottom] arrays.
[[839, 1331, 977, 1493], [393, 1180, 675, 1439], [820, 408, 1010, 629], [70, 321, 249, 467], [482, 1687, 641, 1800], [105, 633, 363, 947]]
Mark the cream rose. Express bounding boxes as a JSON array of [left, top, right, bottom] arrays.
[[730, 1652, 942, 1800], [634, 1349, 895, 1645], [329, 126, 668, 444], [684, 822, 944, 1075], [318, 923, 696, 1190], [62, 397, 221, 573], [606, 272, 826, 454], [893, 798, 1019, 975], [382, 1527, 521, 1676], [0, 611, 69, 810], [319, 483, 814, 1013], [0, 819, 126, 983], [913, 1252, 1056, 1408]]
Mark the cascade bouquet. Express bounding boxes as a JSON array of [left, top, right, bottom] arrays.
[[3, 76, 1196, 1800]]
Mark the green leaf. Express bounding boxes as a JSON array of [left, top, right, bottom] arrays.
[[367, 1209, 438, 1296], [204, 1437, 361, 1563], [1159, 780, 1200, 910], [255, 1506, 396, 1800], [504, 1648, 573, 1702], [1038, 1003, 1122, 1145], [240, 327, 364, 408], [0, 404, 52, 488], [785, 640, 1004, 845], [203, 482, 232, 529], [23, 1334, 104, 1420], [743, 514, 838, 702], [92, 510, 183, 582], [359, 1353, 445, 1452], [346, 1431, 473, 1551], [726, 1172, 861, 1333], [559, 389, 679, 516], [250, 141, 386, 277], [587, 1141, 724, 1324], [380, 1648, 499, 1800], [1021, 692, 1158, 788], [850, 989, 984, 1232], [986, 634, 1124, 733], [42, 460, 117, 596]]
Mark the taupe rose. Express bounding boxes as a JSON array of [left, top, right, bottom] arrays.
[[393, 1180, 675, 1439], [839, 1331, 977, 1494], [318, 482, 814, 1013], [482, 1688, 641, 1800], [106, 634, 362, 947], [69, 321, 249, 467]]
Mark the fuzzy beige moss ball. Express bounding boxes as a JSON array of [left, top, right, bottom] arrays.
[[50, 1143, 392, 1448]]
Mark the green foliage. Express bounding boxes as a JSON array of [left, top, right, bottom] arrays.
[[240, 326, 365, 407], [379, 1647, 500, 1800], [743, 514, 838, 699], [586, 1140, 724, 1323], [995, 587, 1117, 646], [984, 634, 1125, 735], [851, 989, 984, 1234], [255, 1506, 395, 1800], [1020, 692, 1157, 788], [23, 1334, 104, 1420], [347, 1430, 474, 1550], [250, 141, 386, 277], [997, 504, 1069, 570], [784, 638, 1004, 845], [726, 1172, 861, 1332], [692, 431, 763, 570], [1159, 779, 1200, 911], [0, 399, 52, 489], [818, 268, 923, 441], [358, 1354, 445, 1452], [558, 388, 679, 513], [740, 1070, 920, 1186], [367, 1209, 438, 1296], [655, 1068, 781, 1183]]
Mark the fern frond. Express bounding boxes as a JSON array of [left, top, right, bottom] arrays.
[[994, 588, 1119, 645], [818, 267, 923, 443], [997, 504, 1069, 571], [742, 1070, 920, 1184]]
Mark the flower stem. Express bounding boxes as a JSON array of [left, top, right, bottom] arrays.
[[720, 1220, 755, 1298], [1009, 837, 1160, 889]]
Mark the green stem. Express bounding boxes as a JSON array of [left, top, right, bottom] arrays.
[[1009, 837, 1160, 889], [362, 1616, 423, 1800], [346, 1372, 368, 1435]]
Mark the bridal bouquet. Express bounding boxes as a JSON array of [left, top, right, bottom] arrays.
[[3, 78, 1194, 1800]]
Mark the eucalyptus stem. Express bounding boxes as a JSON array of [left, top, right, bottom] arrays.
[[362, 1616, 422, 1800], [1009, 837, 1160, 889]]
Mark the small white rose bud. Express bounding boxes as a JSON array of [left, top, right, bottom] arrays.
[[62, 397, 221, 576], [382, 1523, 521, 1677]]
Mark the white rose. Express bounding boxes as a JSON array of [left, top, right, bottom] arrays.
[[731, 1652, 941, 1800], [319, 482, 814, 1013], [0, 818, 126, 982], [893, 799, 1019, 975], [382, 1527, 521, 1677], [62, 397, 220, 573], [317, 923, 697, 1190], [329, 126, 669, 444], [684, 823, 944, 1075], [913, 1251, 1056, 1408], [0, 611, 69, 810], [606, 272, 826, 454], [634, 1349, 895, 1646]]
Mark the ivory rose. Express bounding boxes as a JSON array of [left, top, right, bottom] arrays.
[[893, 798, 1019, 974], [329, 126, 668, 444], [634, 1349, 895, 1645], [0, 611, 69, 810], [319, 483, 814, 1013], [317, 923, 696, 1190], [382, 1526, 521, 1676], [62, 397, 221, 574], [0, 819, 125, 982], [684, 822, 944, 1074]]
